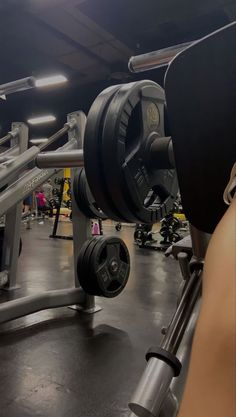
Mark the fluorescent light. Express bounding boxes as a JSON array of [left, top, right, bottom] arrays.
[[27, 115, 56, 125], [35, 75, 68, 88], [30, 138, 48, 145]]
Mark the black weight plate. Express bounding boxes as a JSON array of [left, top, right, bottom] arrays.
[[102, 80, 178, 224], [165, 22, 236, 233], [73, 168, 107, 220], [77, 237, 98, 292], [86, 236, 108, 296], [84, 84, 125, 221], [89, 236, 130, 298]]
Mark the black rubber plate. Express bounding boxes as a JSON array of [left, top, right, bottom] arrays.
[[73, 168, 107, 220], [84, 84, 124, 221], [102, 80, 178, 223]]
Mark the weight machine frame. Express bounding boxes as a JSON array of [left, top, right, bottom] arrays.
[[0, 110, 100, 325]]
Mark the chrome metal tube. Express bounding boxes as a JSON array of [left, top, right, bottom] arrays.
[[162, 271, 201, 354], [128, 42, 192, 73], [0, 287, 84, 324], [129, 271, 202, 417], [0, 76, 36, 96], [36, 149, 84, 168], [129, 359, 175, 417]]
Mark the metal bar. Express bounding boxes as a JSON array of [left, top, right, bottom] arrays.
[[0, 133, 13, 147], [0, 145, 20, 158], [2, 123, 29, 289], [0, 127, 19, 147], [36, 149, 84, 168], [0, 146, 39, 189], [68, 111, 99, 313], [162, 271, 201, 354], [0, 139, 77, 217], [170, 301, 200, 404], [0, 76, 36, 96], [0, 288, 84, 324], [0, 121, 77, 189], [129, 270, 202, 417], [128, 42, 192, 73], [38, 123, 71, 151], [130, 359, 175, 417], [50, 178, 65, 238]]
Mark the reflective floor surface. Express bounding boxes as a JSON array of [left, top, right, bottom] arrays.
[[0, 220, 181, 417]]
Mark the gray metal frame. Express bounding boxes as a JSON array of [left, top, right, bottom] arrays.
[[0, 110, 100, 324], [1, 123, 29, 289], [129, 226, 211, 417]]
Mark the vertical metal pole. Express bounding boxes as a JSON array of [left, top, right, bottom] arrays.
[[68, 111, 101, 313], [50, 179, 65, 238], [2, 122, 29, 290]]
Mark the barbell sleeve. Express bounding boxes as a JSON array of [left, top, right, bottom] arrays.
[[0, 76, 36, 96], [128, 42, 192, 73], [36, 149, 84, 168]]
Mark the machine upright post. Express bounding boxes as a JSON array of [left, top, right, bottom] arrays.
[[68, 111, 101, 313], [2, 122, 29, 290]]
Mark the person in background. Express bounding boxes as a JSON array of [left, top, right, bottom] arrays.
[[42, 179, 54, 217], [42, 179, 53, 203], [36, 188, 53, 218], [23, 194, 32, 214]]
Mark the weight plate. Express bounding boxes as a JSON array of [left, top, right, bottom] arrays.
[[77, 236, 99, 293], [90, 236, 130, 298], [77, 236, 130, 298], [73, 168, 107, 220], [101, 80, 178, 223], [84, 84, 125, 221]]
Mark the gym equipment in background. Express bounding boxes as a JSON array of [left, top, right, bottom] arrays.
[[50, 177, 73, 240], [134, 224, 154, 246]]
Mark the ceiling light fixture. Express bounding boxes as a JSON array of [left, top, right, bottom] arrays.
[[27, 115, 56, 125], [35, 75, 68, 88]]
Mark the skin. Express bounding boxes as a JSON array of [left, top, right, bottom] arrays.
[[178, 199, 236, 417]]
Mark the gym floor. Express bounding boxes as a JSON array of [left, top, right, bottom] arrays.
[[0, 220, 181, 417]]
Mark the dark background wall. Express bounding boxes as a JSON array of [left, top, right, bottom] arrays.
[[0, 0, 235, 145]]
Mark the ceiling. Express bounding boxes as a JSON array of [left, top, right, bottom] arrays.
[[0, 0, 235, 141]]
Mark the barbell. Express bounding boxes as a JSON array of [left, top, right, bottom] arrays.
[[38, 80, 178, 224]]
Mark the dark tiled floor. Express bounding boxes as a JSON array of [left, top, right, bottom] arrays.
[[0, 220, 181, 417]]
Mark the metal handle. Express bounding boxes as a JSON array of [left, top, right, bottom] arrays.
[[0, 76, 36, 96], [128, 42, 192, 73]]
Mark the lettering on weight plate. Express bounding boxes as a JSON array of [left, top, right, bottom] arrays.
[[23, 170, 49, 196], [147, 102, 160, 129]]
